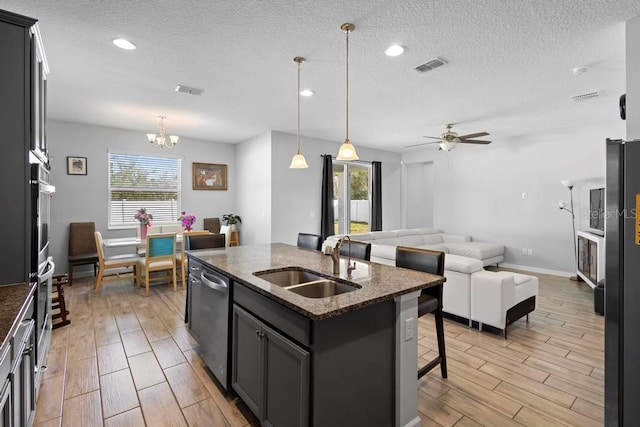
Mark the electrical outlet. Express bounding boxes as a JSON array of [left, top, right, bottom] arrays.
[[522, 192, 528, 199], [405, 317, 414, 341], [522, 248, 527, 255], [309, 211, 315, 218], [527, 248, 533, 255]]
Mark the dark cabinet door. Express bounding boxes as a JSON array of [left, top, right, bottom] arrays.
[[232, 305, 263, 417], [262, 323, 309, 427]]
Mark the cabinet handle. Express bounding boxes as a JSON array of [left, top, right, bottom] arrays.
[[256, 330, 265, 338], [23, 345, 33, 356]]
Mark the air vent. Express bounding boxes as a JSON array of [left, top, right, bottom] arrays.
[[571, 91, 602, 102], [414, 57, 447, 73], [175, 85, 204, 96]]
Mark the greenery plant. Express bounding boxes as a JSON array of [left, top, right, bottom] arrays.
[[222, 214, 242, 226]]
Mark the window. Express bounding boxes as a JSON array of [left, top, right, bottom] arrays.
[[333, 161, 371, 235], [108, 152, 182, 228]]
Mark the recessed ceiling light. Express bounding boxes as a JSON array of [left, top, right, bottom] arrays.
[[112, 38, 136, 50], [385, 44, 405, 57], [300, 89, 315, 97]]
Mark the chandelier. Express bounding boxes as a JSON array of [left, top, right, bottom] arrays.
[[146, 116, 179, 149]]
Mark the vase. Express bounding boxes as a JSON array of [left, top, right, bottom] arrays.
[[184, 226, 193, 232], [140, 224, 148, 240], [230, 224, 237, 230]]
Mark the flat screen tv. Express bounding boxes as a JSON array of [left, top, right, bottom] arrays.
[[590, 188, 605, 235]]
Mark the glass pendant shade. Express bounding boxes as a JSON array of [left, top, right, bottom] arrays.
[[337, 139, 359, 160], [439, 138, 459, 152], [290, 152, 309, 168]]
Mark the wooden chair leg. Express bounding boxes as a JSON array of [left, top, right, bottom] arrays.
[[434, 308, 447, 378], [94, 266, 104, 293], [172, 266, 177, 292], [145, 272, 150, 297], [68, 263, 74, 286]]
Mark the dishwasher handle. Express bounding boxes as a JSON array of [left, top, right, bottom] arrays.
[[200, 271, 228, 293]]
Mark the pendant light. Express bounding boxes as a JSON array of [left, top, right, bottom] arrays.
[[337, 23, 359, 161], [290, 56, 309, 168]]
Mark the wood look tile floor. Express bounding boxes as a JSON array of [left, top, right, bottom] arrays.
[[34, 270, 603, 426]]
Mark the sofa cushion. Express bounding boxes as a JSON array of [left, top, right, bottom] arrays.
[[396, 228, 440, 237], [442, 254, 483, 274], [375, 237, 403, 246], [421, 234, 445, 245], [417, 244, 450, 253], [399, 235, 425, 246], [370, 244, 396, 260], [370, 231, 398, 240], [445, 242, 504, 259], [352, 233, 375, 241]]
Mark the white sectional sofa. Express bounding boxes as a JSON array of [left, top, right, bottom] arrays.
[[324, 229, 537, 336], [322, 228, 505, 266]]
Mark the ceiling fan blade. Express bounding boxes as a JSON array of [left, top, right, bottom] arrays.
[[406, 141, 440, 148], [422, 136, 442, 140], [458, 132, 489, 139], [459, 139, 491, 144]]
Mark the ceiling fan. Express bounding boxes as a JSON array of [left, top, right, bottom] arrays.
[[408, 123, 491, 151]]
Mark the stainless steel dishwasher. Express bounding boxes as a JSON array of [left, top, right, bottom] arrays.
[[188, 257, 230, 389]]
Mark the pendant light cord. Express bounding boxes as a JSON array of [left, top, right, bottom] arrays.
[[297, 59, 301, 154], [345, 27, 349, 141]]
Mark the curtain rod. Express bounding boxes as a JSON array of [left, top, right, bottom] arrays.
[[320, 155, 377, 166]]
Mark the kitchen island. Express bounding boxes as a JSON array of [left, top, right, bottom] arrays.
[[187, 243, 445, 427]]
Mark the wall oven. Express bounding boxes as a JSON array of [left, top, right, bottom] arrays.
[[30, 161, 54, 392], [31, 163, 53, 278]]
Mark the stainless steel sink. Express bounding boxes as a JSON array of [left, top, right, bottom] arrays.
[[286, 280, 360, 298], [254, 268, 325, 287], [253, 267, 360, 298]]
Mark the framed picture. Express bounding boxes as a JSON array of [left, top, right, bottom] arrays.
[[192, 162, 227, 190], [67, 156, 87, 175]]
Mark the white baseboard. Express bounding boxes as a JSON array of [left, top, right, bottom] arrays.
[[498, 263, 574, 278]]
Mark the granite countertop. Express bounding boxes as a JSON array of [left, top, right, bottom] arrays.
[[0, 282, 36, 356], [188, 243, 445, 320]]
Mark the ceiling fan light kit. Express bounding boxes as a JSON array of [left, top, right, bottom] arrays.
[[409, 123, 492, 150]]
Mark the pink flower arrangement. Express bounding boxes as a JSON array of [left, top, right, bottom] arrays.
[[178, 211, 196, 231], [134, 208, 153, 227]]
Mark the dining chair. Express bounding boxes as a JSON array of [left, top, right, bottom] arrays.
[[93, 231, 139, 293], [297, 232, 323, 251], [339, 239, 372, 261], [183, 232, 226, 323], [396, 246, 447, 378], [203, 217, 221, 234], [178, 231, 212, 286], [137, 233, 177, 297], [68, 222, 99, 285]]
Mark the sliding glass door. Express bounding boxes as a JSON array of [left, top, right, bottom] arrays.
[[333, 161, 371, 235]]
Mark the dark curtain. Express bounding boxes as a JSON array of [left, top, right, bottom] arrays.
[[321, 154, 335, 240], [371, 161, 383, 231]]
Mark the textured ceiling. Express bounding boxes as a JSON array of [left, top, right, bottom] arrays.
[[2, 0, 639, 151]]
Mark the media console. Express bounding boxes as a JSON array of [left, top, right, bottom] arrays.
[[577, 230, 605, 289]]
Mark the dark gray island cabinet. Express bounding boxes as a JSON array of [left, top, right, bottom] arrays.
[[188, 243, 444, 427]]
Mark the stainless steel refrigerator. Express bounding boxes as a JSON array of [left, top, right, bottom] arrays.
[[605, 138, 640, 425]]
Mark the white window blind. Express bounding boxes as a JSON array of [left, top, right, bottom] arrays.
[[109, 152, 181, 227]]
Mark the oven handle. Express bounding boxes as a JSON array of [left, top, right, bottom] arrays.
[[200, 271, 228, 293], [40, 258, 55, 281]]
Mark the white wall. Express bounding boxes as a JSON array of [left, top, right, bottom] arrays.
[[49, 120, 236, 274], [401, 120, 623, 274], [236, 132, 272, 245], [628, 15, 640, 139], [403, 162, 435, 229], [270, 131, 402, 245]]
